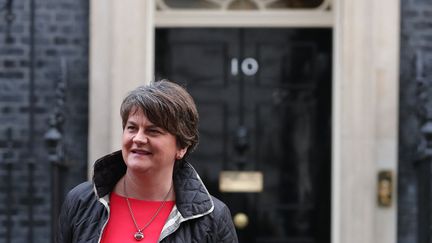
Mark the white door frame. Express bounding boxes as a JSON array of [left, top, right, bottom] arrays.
[[89, 1, 400, 242]]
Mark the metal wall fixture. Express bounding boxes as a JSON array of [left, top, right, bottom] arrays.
[[44, 58, 69, 243], [377, 170, 393, 207]]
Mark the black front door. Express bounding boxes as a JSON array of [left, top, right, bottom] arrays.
[[155, 28, 332, 243]]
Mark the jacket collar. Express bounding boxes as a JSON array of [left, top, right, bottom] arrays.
[[92, 150, 214, 218], [172, 160, 214, 219], [93, 151, 126, 198]]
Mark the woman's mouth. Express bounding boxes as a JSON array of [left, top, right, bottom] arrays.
[[131, 149, 151, 155]]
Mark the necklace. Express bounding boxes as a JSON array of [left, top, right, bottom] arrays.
[[123, 178, 173, 241]]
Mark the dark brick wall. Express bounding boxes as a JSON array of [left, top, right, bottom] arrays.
[[0, 0, 89, 242], [398, 0, 432, 242]]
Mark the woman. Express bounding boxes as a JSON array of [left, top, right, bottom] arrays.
[[57, 80, 238, 242]]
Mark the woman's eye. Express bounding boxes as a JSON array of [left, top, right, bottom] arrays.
[[127, 126, 136, 131], [149, 129, 161, 134]]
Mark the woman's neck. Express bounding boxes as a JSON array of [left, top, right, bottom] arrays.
[[115, 170, 175, 201]]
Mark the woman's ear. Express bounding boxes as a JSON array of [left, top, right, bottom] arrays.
[[176, 147, 188, 160]]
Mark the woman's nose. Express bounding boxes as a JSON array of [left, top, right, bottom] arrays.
[[133, 131, 148, 144]]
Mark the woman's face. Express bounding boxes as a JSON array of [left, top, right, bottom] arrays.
[[122, 109, 187, 175]]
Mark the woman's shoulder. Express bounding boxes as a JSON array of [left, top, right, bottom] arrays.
[[208, 196, 238, 241], [210, 195, 231, 216], [60, 181, 100, 220], [65, 181, 95, 202]]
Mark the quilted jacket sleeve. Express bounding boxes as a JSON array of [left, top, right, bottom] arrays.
[[56, 181, 96, 243], [216, 203, 238, 243], [56, 187, 75, 243]]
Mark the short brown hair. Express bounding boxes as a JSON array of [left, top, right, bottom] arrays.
[[120, 80, 199, 156]]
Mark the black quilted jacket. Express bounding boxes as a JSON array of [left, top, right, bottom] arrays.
[[56, 151, 238, 243]]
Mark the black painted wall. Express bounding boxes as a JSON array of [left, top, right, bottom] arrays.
[[398, 0, 432, 242], [0, 0, 89, 242]]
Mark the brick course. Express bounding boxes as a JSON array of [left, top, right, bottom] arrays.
[[0, 0, 88, 242], [399, 0, 432, 242]]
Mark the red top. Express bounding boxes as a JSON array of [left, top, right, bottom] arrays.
[[101, 192, 175, 243]]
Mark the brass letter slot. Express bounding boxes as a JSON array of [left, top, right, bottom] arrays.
[[377, 170, 392, 207], [219, 171, 263, 193]]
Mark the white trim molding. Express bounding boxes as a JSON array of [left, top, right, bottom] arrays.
[[89, 0, 154, 177], [155, 10, 333, 28], [332, 0, 399, 242], [155, 0, 333, 28]]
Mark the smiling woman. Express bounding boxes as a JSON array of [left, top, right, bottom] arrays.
[[121, 108, 184, 180], [56, 80, 238, 243]]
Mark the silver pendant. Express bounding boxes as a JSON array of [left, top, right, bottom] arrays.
[[134, 231, 144, 241]]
